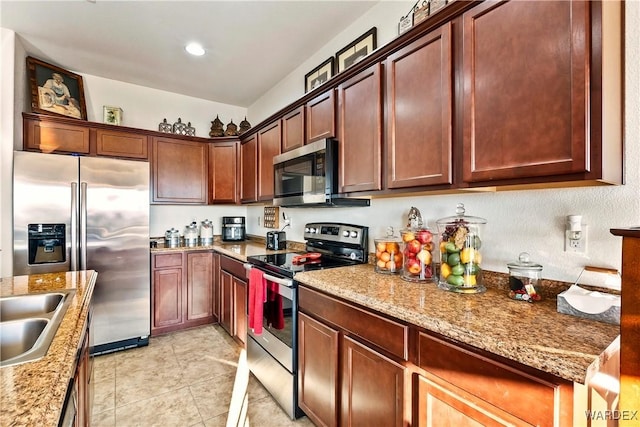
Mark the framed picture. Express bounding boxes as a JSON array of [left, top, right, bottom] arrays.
[[103, 106, 123, 125], [26, 56, 87, 120], [304, 57, 334, 93], [336, 27, 377, 73]]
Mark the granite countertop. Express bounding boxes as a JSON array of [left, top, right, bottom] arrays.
[[150, 238, 295, 262], [294, 264, 620, 385], [0, 270, 97, 427]]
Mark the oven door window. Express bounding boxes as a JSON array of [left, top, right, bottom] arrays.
[[274, 150, 326, 200], [262, 280, 294, 348]]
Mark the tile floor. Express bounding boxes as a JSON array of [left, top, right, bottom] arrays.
[[91, 325, 315, 427]]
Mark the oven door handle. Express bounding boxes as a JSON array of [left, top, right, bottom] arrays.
[[262, 273, 294, 288]]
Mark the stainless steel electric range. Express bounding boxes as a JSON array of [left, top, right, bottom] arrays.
[[245, 222, 369, 419]]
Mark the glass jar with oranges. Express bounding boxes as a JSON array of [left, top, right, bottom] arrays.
[[374, 227, 403, 274]]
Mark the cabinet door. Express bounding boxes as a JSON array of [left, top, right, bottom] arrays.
[[212, 253, 220, 322], [306, 89, 336, 143], [233, 277, 247, 346], [24, 116, 90, 154], [96, 129, 148, 159], [209, 140, 239, 204], [257, 121, 282, 201], [462, 0, 589, 183], [152, 267, 183, 330], [282, 106, 305, 152], [338, 63, 383, 193], [240, 134, 258, 203], [385, 23, 453, 189], [220, 270, 233, 334], [298, 312, 340, 427], [341, 336, 405, 427], [185, 252, 213, 322], [151, 136, 208, 203], [417, 374, 531, 427]]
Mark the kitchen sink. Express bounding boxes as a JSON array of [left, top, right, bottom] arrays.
[[1, 292, 65, 322], [0, 290, 75, 367]]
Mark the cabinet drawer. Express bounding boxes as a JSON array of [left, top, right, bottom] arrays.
[[299, 286, 408, 360], [153, 253, 183, 268], [24, 119, 90, 154], [96, 129, 148, 159], [418, 332, 572, 426], [220, 255, 247, 279]]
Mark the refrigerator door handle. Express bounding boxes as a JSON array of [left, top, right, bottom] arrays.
[[80, 182, 88, 270], [70, 182, 78, 271]]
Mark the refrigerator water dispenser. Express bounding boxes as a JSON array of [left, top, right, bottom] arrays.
[[28, 224, 66, 265]]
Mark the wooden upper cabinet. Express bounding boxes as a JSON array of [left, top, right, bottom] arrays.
[[24, 115, 90, 154], [385, 22, 453, 189], [306, 89, 336, 143], [338, 63, 383, 193], [282, 106, 305, 152], [462, 0, 590, 184], [240, 134, 258, 203], [209, 140, 239, 204], [96, 129, 148, 159], [257, 121, 282, 201], [151, 136, 208, 204]]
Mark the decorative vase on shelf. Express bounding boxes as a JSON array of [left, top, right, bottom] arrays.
[[209, 115, 224, 137]]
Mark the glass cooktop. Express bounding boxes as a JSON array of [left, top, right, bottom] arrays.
[[247, 251, 358, 277]]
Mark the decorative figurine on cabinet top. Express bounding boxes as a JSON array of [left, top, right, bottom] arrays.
[[224, 120, 238, 136], [158, 118, 173, 133], [186, 122, 196, 137], [239, 117, 252, 135], [209, 115, 225, 137], [173, 118, 187, 135]]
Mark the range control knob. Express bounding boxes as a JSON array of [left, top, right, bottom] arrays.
[[350, 231, 358, 238], [305, 227, 310, 233], [342, 230, 350, 237]]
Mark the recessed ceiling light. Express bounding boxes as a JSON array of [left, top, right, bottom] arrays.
[[185, 42, 205, 56]]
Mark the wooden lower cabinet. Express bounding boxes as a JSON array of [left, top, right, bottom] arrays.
[[298, 287, 408, 427], [417, 331, 574, 427], [73, 306, 92, 427], [416, 373, 529, 427], [298, 312, 340, 427], [151, 251, 215, 335], [186, 252, 214, 322], [341, 336, 405, 427], [218, 255, 248, 345]]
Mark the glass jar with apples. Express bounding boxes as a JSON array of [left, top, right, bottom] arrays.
[[436, 203, 487, 293], [400, 208, 436, 284], [375, 227, 403, 274]]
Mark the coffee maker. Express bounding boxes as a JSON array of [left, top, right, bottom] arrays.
[[221, 216, 246, 242]]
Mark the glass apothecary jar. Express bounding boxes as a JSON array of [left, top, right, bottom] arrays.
[[400, 207, 435, 283], [436, 203, 486, 293], [507, 252, 543, 302], [375, 227, 402, 274]]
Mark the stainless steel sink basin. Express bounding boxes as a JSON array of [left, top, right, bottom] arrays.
[[0, 292, 65, 322], [0, 290, 75, 367], [0, 319, 49, 361]]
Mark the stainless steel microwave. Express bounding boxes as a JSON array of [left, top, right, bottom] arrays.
[[272, 138, 369, 208]]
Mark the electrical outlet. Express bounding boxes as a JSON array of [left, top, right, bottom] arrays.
[[565, 226, 587, 253]]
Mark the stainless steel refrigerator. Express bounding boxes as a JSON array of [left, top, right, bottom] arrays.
[[13, 151, 150, 354]]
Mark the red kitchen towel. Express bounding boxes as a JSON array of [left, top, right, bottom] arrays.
[[248, 268, 266, 335], [265, 282, 285, 330]]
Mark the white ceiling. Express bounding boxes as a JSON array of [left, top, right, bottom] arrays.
[[1, 0, 378, 107]]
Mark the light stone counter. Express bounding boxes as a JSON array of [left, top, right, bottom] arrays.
[[0, 270, 97, 427], [151, 239, 293, 262], [294, 264, 620, 384]]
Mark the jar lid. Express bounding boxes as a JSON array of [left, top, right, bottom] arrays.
[[507, 252, 543, 271], [436, 203, 487, 225], [376, 226, 401, 240]]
